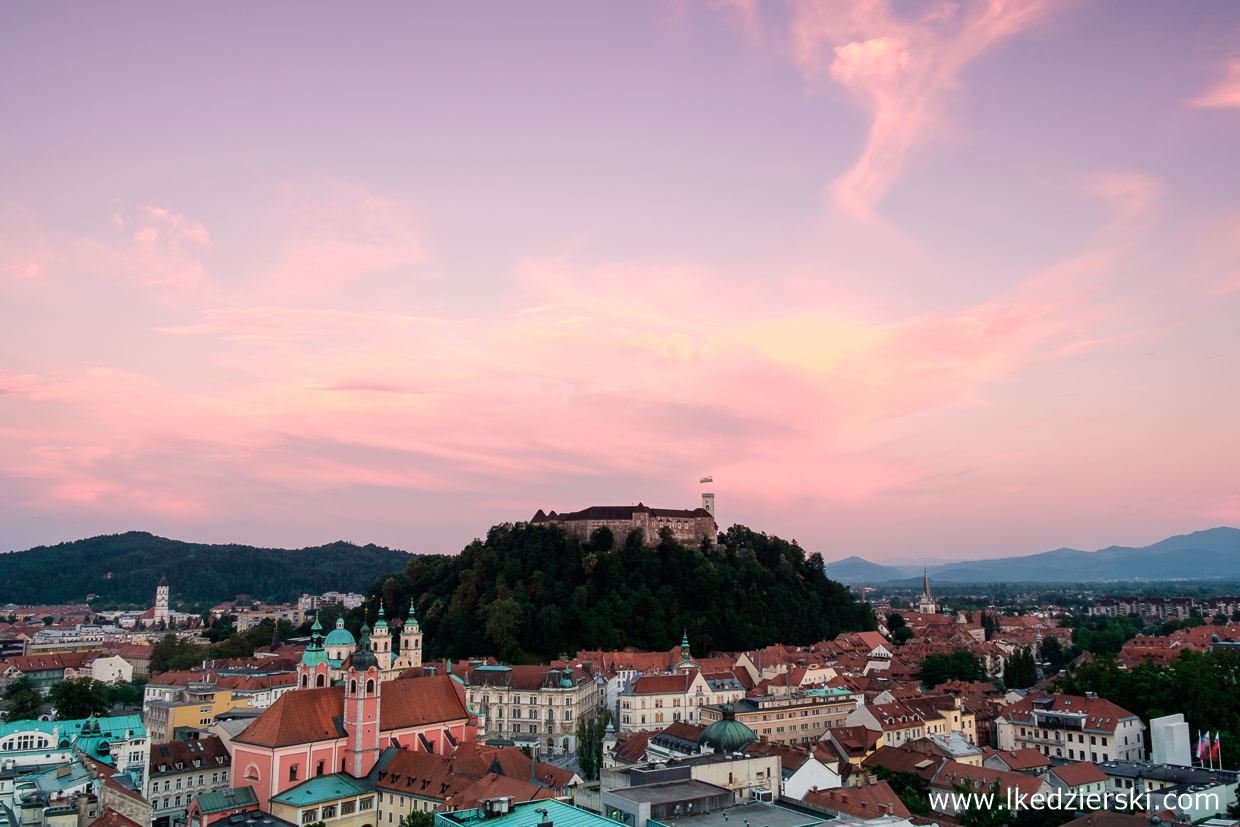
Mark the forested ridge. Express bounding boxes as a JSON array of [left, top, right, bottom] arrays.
[[0, 531, 412, 606], [364, 522, 876, 661]]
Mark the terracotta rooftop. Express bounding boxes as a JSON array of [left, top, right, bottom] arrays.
[[234, 674, 468, 748]]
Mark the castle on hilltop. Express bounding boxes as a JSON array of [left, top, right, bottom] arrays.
[[531, 501, 717, 547]]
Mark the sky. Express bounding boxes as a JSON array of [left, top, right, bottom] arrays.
[[2, 1, 1239, 562]]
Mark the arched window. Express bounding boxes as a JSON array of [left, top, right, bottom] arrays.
[[366, 679, 375, 694], [316, 674, 325, 688], [350, 680, 357, 694], [244, 765, 260, 781], [301, 675, 308, 688]]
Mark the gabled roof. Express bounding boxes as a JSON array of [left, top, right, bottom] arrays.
[[986, 748, 1051, 770], [805, 781, 911, 819], [87, 807, 146, 827], [1050, 762, 1109, 787], [449, 773, 558, 810], [234, 675, 468, 748], [613, 732, 652, 764], [149, 735, 231, 774], [628, 673, 692, 695]]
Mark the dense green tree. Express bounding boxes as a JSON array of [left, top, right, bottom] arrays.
[[399, 814, 434, 827], [1039, 636, 1071, 673], [871, 765, 931, 816], [1056, 648, 1240, 769], [575, 708, 613, 782], [589, 527, 615, 552], [104, 679, 148, 709], [375, 522, 873, 661], [150, 633, 205, 674], [919, 650, 986, 690], [1004, 647, 1038, 690], [49, 678, 110, 720], [2, 677, 44, 723]]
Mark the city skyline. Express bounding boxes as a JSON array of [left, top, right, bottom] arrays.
[[2, 2, 1239, 560]]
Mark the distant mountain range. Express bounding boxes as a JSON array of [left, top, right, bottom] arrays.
[[824, 527, 1240, 584]]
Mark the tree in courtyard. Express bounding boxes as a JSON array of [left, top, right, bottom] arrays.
[[49, 678, 110, 720], [575, 707, 613, 782], [918, 650, 985, 690], [3, 677, 45, 723]]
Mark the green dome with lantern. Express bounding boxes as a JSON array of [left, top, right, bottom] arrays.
[[700, 704, 757, 754]]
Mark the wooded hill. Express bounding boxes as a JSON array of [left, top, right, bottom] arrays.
[[365, 522, 876, 662], [0, 531, 412, 607]]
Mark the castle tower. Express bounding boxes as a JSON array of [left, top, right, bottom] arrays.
[[398, 599, 422, 670], [343, 624, 381, 777], [919, 569, 936, 615], [154, 576, 170, 626], [701, 492, 715, 519], [370, 604, 394, 677]]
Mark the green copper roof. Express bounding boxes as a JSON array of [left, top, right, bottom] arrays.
[[310, 613, 323, 632], [700, 704, 757, 754], [406, 598, 419, 627], [270, 773, 374, 807], [324, 617, 356, 647], [373, 604, 388, 630], [195, 786, 259, 814]]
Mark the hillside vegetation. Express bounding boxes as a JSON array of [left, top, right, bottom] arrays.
[[0, 531, 412, 606], [366, 522, 876, 661]]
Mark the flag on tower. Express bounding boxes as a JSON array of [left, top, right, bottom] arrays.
[[700, 476, 712, 484]]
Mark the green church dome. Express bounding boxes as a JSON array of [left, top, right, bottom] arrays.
[[700, 704, 757, 754], [325, 617, 356, 647]]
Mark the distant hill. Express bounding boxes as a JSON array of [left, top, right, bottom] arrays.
[[825, 527, 1240, 584], [365, 522, 875, 661], [823, 555, 913, 584], [0, 531, 413, 606]]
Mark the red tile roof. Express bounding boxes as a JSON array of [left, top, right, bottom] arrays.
[[630, 674, 692, 694], [87, 807, 146, 827], [1050, 762, 1109, 788], [805, 781, 912, 819], [235, 675, 468, 747]]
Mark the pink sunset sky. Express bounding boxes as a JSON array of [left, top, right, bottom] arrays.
[[2, 1, 1240, 561]]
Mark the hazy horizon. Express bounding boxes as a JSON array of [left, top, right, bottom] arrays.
[[3, 2, 1239, 562]]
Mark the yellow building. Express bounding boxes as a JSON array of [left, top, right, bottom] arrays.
[[268, 774, 376, 827]]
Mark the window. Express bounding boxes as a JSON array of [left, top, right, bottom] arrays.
[[317, 761, 325, 777], [165, 781, 171, 792], [290, 765, 299, 782], [212, 773, 218, 783], [1101, 737, 1108, 746], [302, 810, 318, 824], [360, 798, 374, 811], [176, 779, 183, 789], [175, 796, 182, 807], [341, 802, 356, 816], [322, 806, 336, 819], [221, 770, 228, 781], [199, 775, 204, 785]]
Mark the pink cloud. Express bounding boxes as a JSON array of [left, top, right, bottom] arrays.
[[0, 201, 211, 297], [1191, 58, 1240, 108], [751, 0, 1064, 219], [260, 180, 427, 296]]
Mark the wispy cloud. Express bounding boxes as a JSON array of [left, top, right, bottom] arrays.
[[1191, 58, 1240, 108], [726, 0, 1064, 219]]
